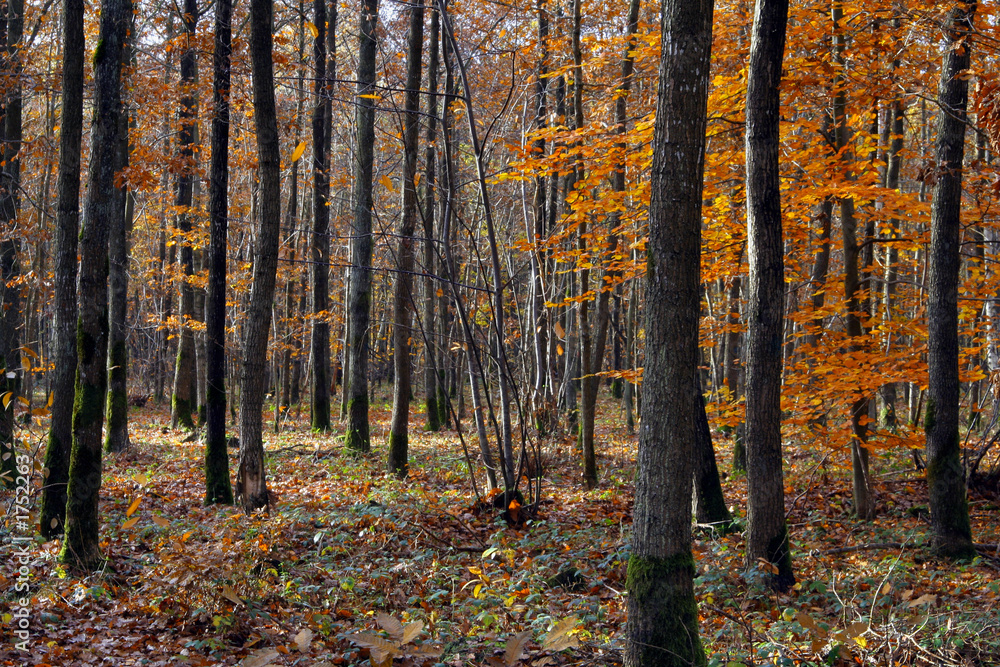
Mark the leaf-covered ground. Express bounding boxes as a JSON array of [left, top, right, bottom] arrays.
[[3, 393, 1000, 666]]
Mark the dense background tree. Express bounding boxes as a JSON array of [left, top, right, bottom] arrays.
[[625, 0, 714, 665]]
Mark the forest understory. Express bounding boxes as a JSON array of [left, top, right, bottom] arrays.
[[2, 392, 1000, 667]]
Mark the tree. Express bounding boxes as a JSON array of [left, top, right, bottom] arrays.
[[421, 7, 442, 433], [40, 0, 85, 539], [170, 0, 199, 430], [624, 0, 714, 664], [744, 0, 794, 590], [204, 0, 234, 505], [925, 1, 977, 560], [0, 0, 24, 487], [237, 0, 282, 511], [309, 0, 333, 431], [388, 0, 425, 476], [60, 0, 130, 570], [344, 0, 379, 453]]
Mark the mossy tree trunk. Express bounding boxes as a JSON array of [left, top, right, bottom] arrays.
[[60, 0, 129, 571], [387, 0, 425, 477], [40, 0, 85, 538], [624, 1, 713, 665], [744, 0, 794, 591], [204, 0, 233, 506], [170, 0, 199, 431], [925, 2, 976, 560], [345, 0, 379, 453], [237, 0, 282, 512]]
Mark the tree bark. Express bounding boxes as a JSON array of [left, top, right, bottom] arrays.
[[170, 0, 199, 430], [237, 0, 282, 511], [205, 0, 234, 505], [624, 1, 713, 665], [388, 0, 425, 476], [345, 0, 379, 452], [40, 0, 84, 539], [744, 0, 794, 590], [925, 1, 976, 560], [422, 7, 441, 432], [60, 0, 129, 571]]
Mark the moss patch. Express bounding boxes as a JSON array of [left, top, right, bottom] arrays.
[[626, 553, 706, 667]]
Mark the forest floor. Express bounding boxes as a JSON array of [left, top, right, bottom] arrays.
[[2, 391, 1000, 666]]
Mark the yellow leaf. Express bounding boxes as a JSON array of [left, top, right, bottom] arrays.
[[126, 497, 141, 517], [290, 140, 307, 163], [46, 392, 53, 408], [1, 392, 12, 409], [379, 174, 394, 192], [121, 516, 140, 530], [557, 344, 564, 356], [19, 346, 38, 360], [473, 583, 483, 599], [305, 20, 319, 38], [359, 93, 380, 100], [134, 473, 149, 486]]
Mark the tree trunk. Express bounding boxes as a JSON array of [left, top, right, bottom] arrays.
[[104, 32, 133, 453], [0, 0, 23, 487], [170, 0, 199, 430], [205, 0, 234, 505], [625, 2, 713, 665], [60, 0, 129, 571], [422, 7, 441, 432], [693, 389, 733, 529], [237, 0, 282, 512], [345, 0, 379, 452], [40, 0, 85, 539], [310, 0, 333, 431], [744, 0, 794, 591], [925, 2, 976, 560], [388, 0, 425, 477]]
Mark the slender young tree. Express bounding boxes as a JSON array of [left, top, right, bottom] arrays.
[[744, 0, 794, 590], [60, 0, 130, 570], [310, 0, 332, 431], [925, 1, 976, 560], [170, 0, 199, 430], [40, 0, 85, 539], [624, 0, 714, 665], [105, 8, 135, 454], [388, 0, 425, 476], [345, 0, 379, 452], [422, 7, 442, 432], [237, 0, 282, 511], [204, 0, 234, 505]]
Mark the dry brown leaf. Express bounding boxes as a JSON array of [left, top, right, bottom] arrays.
[[240, 648, 279, 667], [377, 613, 404, 642], [541, 616, 580, 652], [400, 620, 423, 645], [505, 630, 532, 665], [293, 628, 314, 652], [221, 584, 243, 606]]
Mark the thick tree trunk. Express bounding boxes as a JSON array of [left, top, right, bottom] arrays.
[[744, 0, 794, 591], [925, 2, 976, 560], [625, 2, 713, 665], [237, 0, 282, 512], [345, 0, 379, 452], [205, 0, 234, 505], [40, 0, 85, 539], [170, 0, 199, 430], [60, 0, 129, 571], [388, 0, 425, 476]]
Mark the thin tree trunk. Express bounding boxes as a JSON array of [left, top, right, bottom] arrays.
[[422, 7, 441, 432], [744, 0, 794, 591], [204, 0, 234, 505], [388, 0, 425, 476], [345, 0, 379, 452], [237, 0, 282, 511], [170, 0, 199, 430], [60, 0, 129, 570], [40, 0, 84, 538]]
